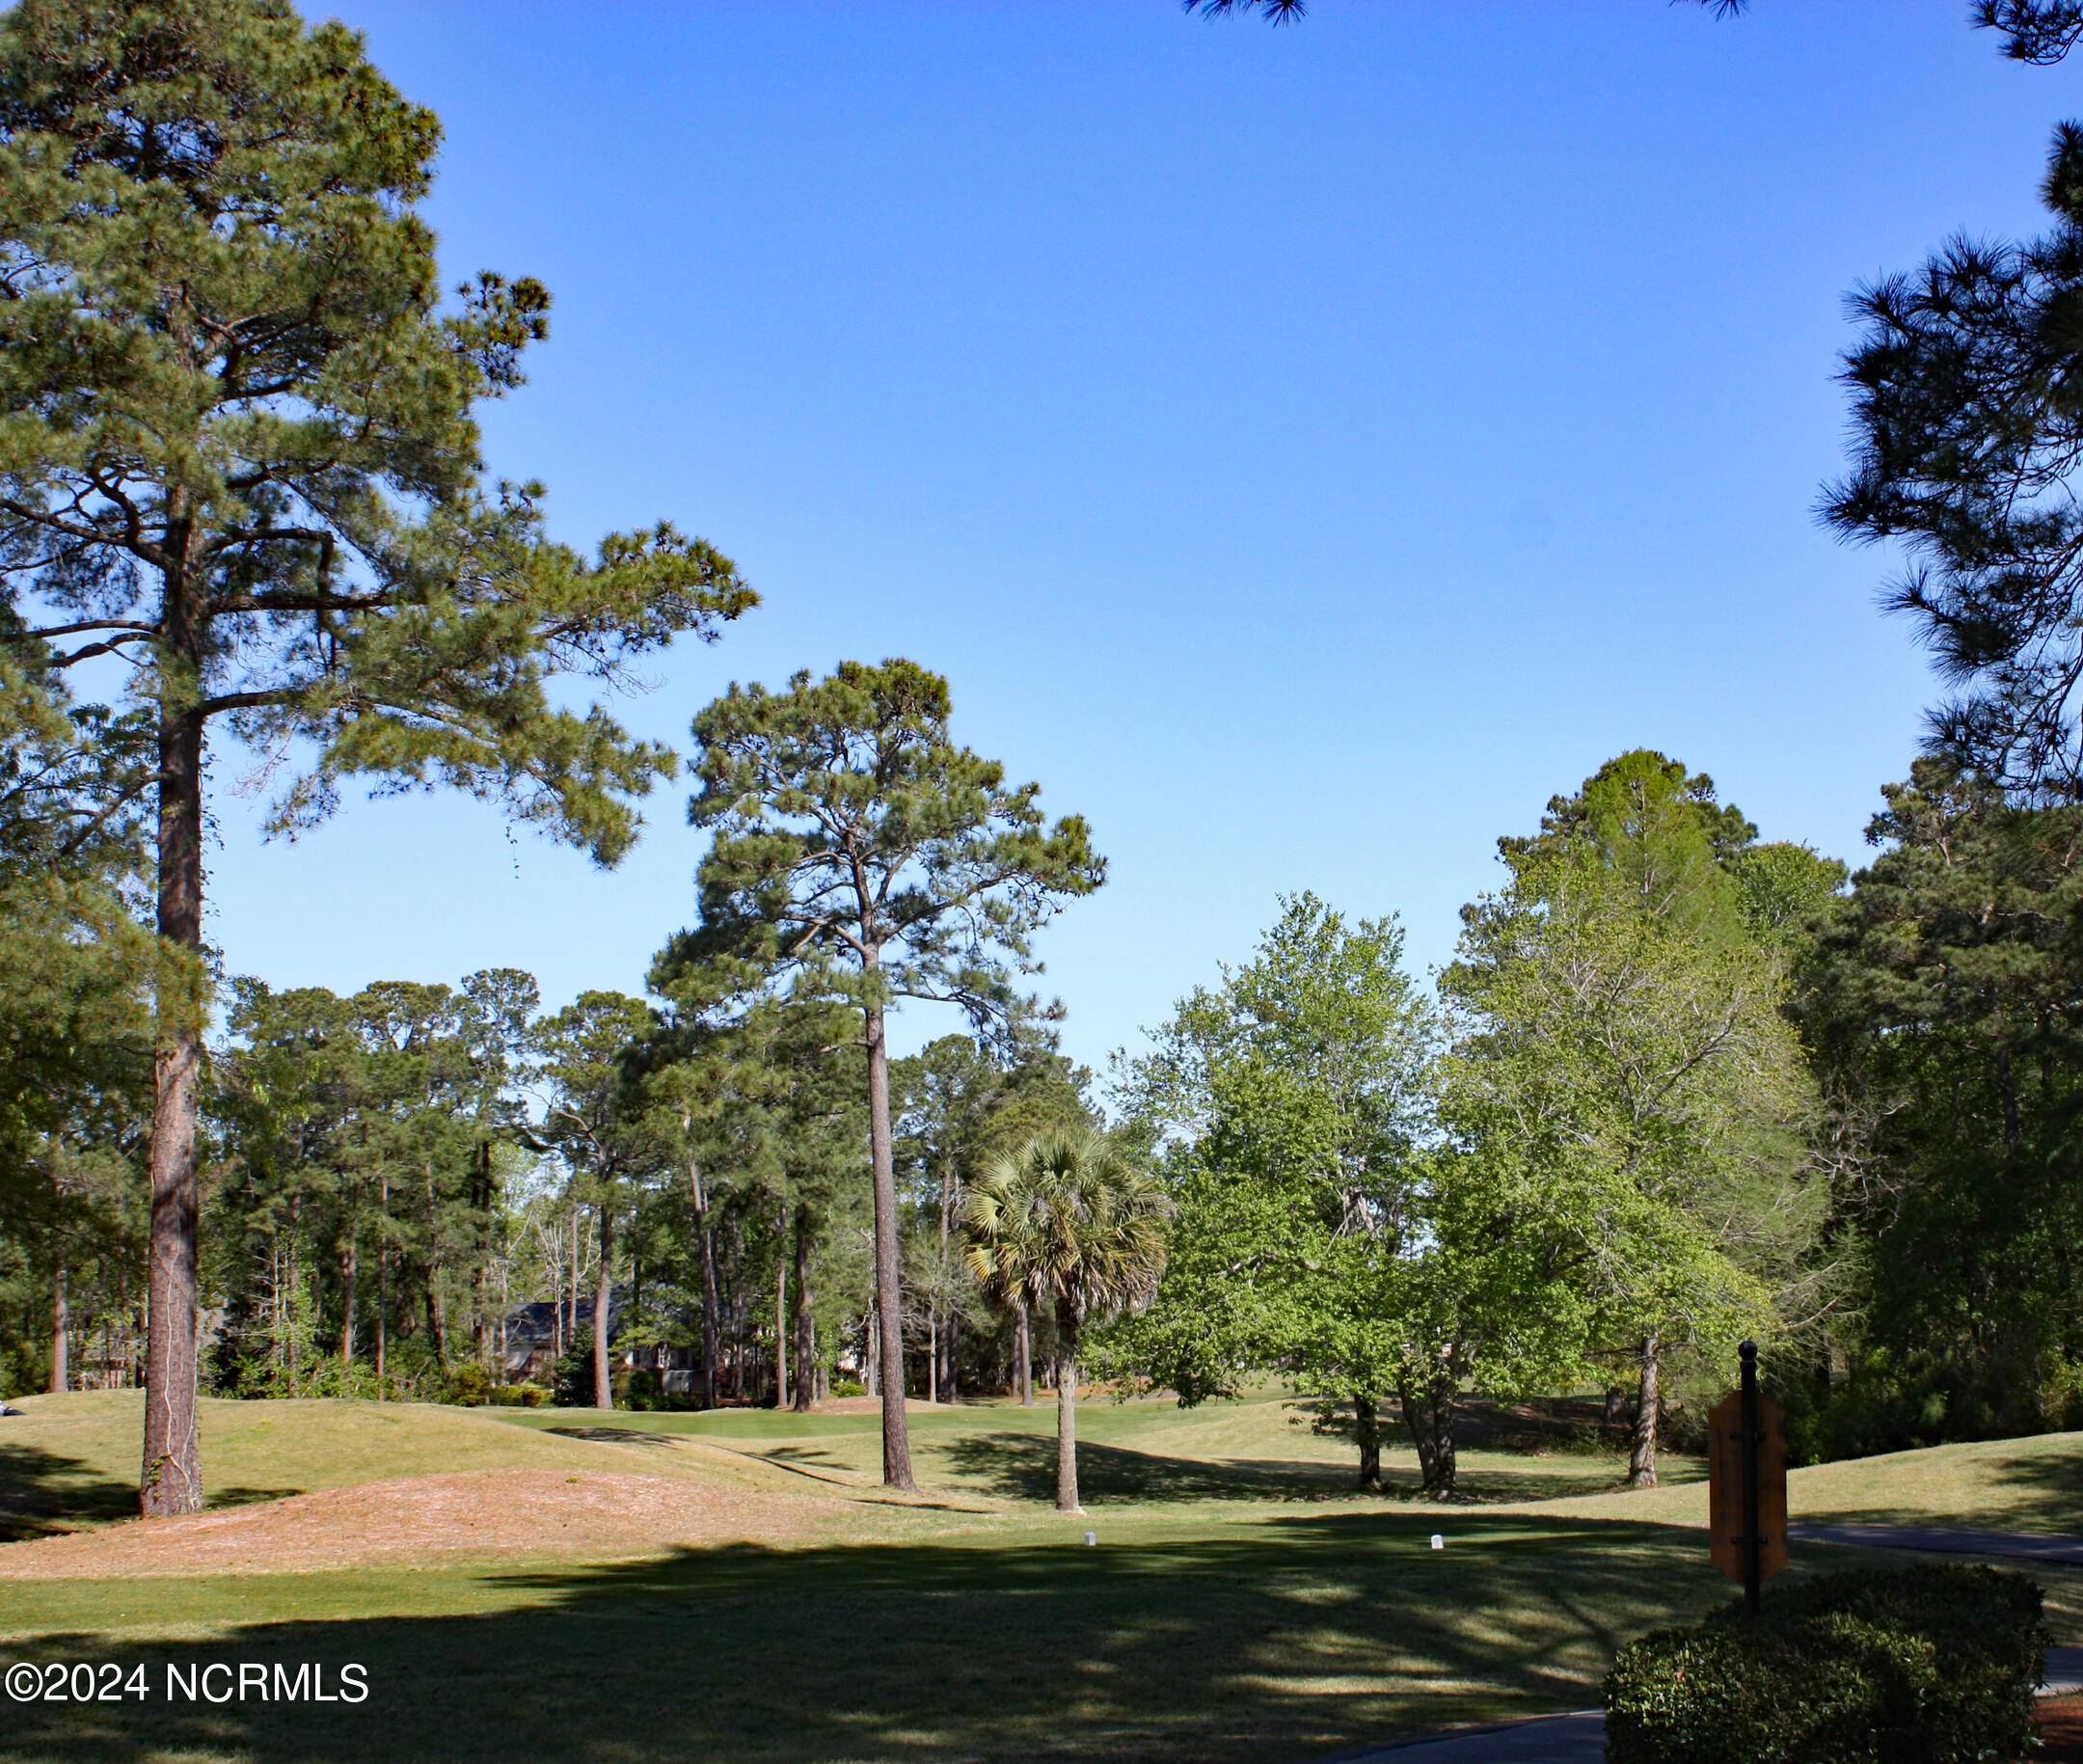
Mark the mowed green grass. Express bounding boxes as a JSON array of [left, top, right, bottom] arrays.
[[0, 1507, 1740, 1762], [491, 1390, 1676, 1511], [1519, 1425, 2083, 1535], [1, 1393, 2078, 1762]]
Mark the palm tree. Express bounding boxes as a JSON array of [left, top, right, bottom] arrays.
[[962, 1129, 1170, 1513]]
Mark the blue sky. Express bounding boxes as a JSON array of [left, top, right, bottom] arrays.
[[202, 1, 2071, 1075]]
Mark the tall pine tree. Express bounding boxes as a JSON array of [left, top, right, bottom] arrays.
[[0, 0, 751, 1511]]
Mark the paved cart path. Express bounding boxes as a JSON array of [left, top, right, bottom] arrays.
[[1328, 1523, 2083, 1764], [1787, 1521, 2083, 1563]]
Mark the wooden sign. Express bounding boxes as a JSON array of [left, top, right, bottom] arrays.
[[1707, 1387, 1789, 1585]]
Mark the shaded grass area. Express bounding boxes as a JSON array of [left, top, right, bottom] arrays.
[[0, 1440, 296, 1544], [0, 1510, 1737, 1763], [500, 1392, 1664, 1507]]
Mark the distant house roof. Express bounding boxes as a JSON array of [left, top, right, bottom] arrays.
[[500, 1288, 630, 1359]]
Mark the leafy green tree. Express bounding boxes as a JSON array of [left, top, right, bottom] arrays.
[[671, 659, 1103, 1489], [0, 0, 752, 1513], [1731, 842, 1849, 954], [969, 1045, 1097, 1401], [1111, 894, 1443, 1486], [1445, 811, 1825, 1485], [964, 1128, 1170, 1512]]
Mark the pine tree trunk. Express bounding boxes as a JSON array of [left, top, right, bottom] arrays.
[[690, 1162, 720, 1410], [339, 1226, 357, 1372], [926, 1303, 938, 1406], [1354, 1393, 1382, 1489], [142, 613, 204, 1516], [1016, 1300, 1033, 1404], [772, 1208, 788, 1409], [935, 1160, 954, 1404], [376, 1173, 390, 1398], [1629, 1334, 1661, 1488], [1055, 1310, 1082, 1513], [865, 1302, 879, 1397], [792, 1207, 814, 1413], [863, 989, 915, 1489], [425, 1280, 449, 1370], [592, 1199, 614, 1410], [49, 1260, 68, 1395], [471, 1138, 492, 1367]]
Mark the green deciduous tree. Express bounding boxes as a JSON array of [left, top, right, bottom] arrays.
[[1444, 756, 1828, 1487], [669, 658, 1102, 1490], [0, 0, 751, 1511], [1109, 894, 1442, 1486], [964, 1128, 1170, 1512]]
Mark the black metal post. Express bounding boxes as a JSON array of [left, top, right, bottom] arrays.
[[1739, 1338, 1761, 1619]]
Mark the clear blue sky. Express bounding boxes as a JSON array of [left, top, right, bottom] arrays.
[[203, 1, 2069, 1074]]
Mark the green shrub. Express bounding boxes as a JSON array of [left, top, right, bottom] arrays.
[[1606, 1564, 2047, 1764], [830, 1378, 865, 1399], [491, 1380, 549, 1408], [443, 1363, 493, 1407], [303, 1358, 381, 1400]]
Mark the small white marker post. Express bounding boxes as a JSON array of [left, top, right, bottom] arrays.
[[1084, 1531, 1096, 1547], [1430, 1533, 1445, 1551]]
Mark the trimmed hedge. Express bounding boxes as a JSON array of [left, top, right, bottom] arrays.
[[1605, 1562, 2047, 1764]]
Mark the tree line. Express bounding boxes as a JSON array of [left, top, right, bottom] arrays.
[[9, 0, 2083, 1517], [1, 947, 1109, 1419], [1105, 748, 2083, 1496]]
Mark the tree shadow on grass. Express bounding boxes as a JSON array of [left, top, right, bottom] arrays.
[[933, 1429, 1626, 1507], [0, 1445, 133, 1541], [750, 1443, 862, 1484], [0, 1511, 1732, 1762], [1992, 1447, 2083, 1535], [0, 1446, 298, 1541], [536, 1426, 678, 1448], [939, 1429, 1366, 1504]]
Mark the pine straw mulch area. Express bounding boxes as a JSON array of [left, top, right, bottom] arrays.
[[0, 1470, 856, 1581]]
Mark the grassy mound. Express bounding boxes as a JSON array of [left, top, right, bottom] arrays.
[[0, 1391, 814, 1541]]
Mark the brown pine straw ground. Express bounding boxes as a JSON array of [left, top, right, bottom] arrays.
[[0, 1470, 851, 1580]]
